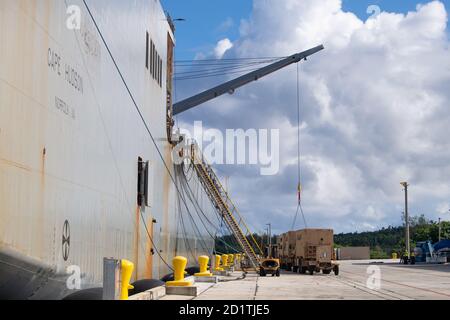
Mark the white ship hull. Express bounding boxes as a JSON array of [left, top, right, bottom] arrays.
[[0, 0, 215, 299]]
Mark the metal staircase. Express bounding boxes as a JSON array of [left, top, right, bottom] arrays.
[[190, 144, 262, 270]]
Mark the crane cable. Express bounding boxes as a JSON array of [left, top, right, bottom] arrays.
[[174, 57, 286, 81], [291, 63, 308, 230]]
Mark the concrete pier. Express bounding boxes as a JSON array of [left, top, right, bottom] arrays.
[[161, 260, 450, 300]]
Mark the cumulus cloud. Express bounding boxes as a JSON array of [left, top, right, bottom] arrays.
[[176, 0, 450, 234], [214, 38, 234, 59]]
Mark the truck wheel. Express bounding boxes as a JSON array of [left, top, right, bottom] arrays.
[[260, 269, 266, 277], [333, 265, 339, 276], [276, 269, 280, 277]]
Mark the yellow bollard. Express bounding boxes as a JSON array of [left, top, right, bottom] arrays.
[[194, 256, 213, 277], [214, 255, 224, 271], [166, 256, 193, 287], [222, 254, 229, 268], [120, 259, 135, 300], [229, 254, 235, 266], [392, 252, 398, 260]]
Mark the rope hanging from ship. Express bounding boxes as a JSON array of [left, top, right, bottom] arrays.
[[83, 0, 274, 270], [177, 163, 241, 254], [82, 0, 239, 268]]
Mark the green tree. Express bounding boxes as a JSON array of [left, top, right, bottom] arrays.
[[335, 214, 449, 256]]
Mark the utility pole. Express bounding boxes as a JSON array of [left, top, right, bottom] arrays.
[[260, 231, 264, 256], [439, 217, 442, 242], [266, 223, 272, 258], [400, 182, 410, 258]]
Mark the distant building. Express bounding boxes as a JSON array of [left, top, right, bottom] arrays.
[[335, 247, 370, 260]]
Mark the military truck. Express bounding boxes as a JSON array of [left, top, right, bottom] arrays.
[[279, 229, 339, 276], [279, 231, 297, 270]]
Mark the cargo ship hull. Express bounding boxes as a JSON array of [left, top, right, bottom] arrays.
[[0, 0, 215, 299]]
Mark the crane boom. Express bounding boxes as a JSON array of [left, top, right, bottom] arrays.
[[172, 44, 324, 115]]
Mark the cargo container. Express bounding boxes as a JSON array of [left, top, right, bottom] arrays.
[[278, 229, 338, 275], [278, 231, 297, 270]]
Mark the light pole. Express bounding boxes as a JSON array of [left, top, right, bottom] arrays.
[[266, 223, 272, 258], [438, 209, 450, 243], [265, 227, 269, 256], [400, 182, 410, 258], [439, 217, 442, 242]]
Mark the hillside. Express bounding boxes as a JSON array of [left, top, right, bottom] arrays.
[[334, 215, 450, 258], [214, 215, 450, 259]]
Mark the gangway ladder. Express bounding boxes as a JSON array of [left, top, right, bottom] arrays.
[[190, 144, 262, 270]]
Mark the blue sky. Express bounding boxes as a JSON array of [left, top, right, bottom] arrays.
[[161, 1, 252, 60], [160, 0, 450, 234], [161, 0, 449, 61]]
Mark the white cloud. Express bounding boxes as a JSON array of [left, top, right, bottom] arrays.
[[214, 38, 233, 59], [179, 0, 450, 234], [436, 202, 450, 215]]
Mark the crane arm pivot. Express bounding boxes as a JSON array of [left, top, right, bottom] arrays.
[[172, 44, 324, 115]]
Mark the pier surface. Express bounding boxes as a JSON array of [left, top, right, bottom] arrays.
[[161, 260, 450, 300]]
